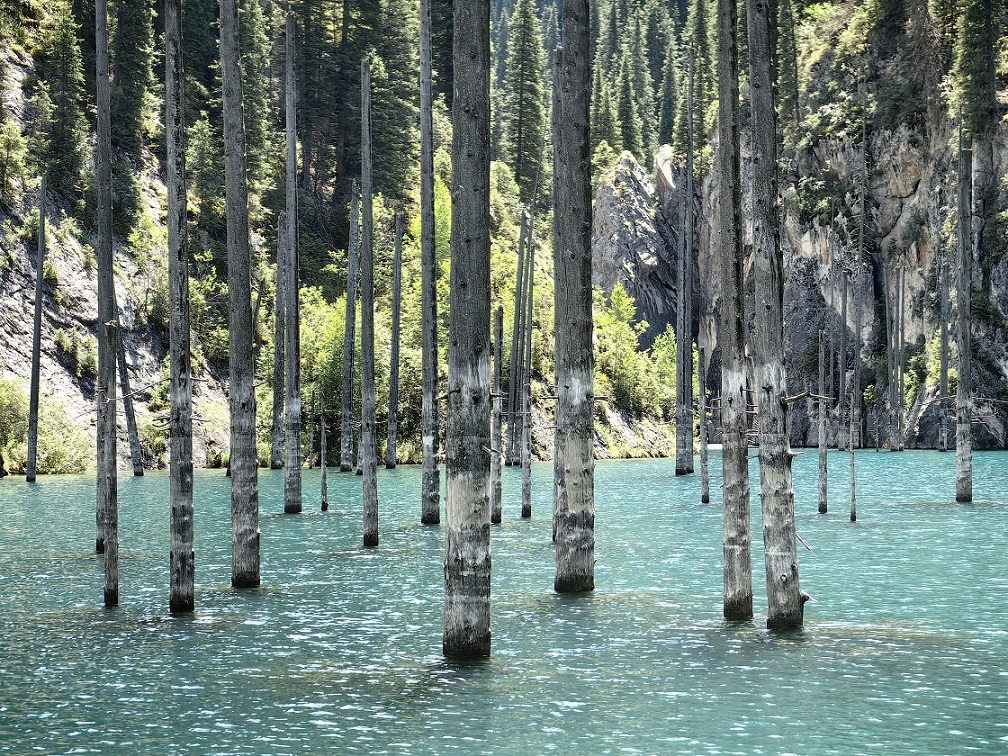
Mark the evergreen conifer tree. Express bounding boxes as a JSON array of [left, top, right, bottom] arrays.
[[657, 42, 679, 146], [110, 0, 153, 155], [503, 0, 547, 204], [615, 54, 643, 162]]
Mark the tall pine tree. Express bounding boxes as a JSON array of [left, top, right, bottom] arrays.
[[503, 0, 547, 204], [110, 0, 154, 154]]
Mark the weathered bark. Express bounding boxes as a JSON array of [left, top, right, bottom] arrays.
[[491, 305, 503, 524], [361, 58, 379, 547], [96, 0, 119, 607], [748, 0, 802, 630], [506, 212, 529, 466], [386, 210, 404, 469], [552, 3, 594, 593], [340, 183, 360, 472], [883, 264, 895, 449], [320, 392, 328, 511], [221, 0, 260, 587], [971, 132, 993, 292], [718, 0, 752, 621], [283, 14, 302, 515], [419, 0, 441, 524], [676, 47, 695, 477], [956, 137, 972, 503], [852, 272, 862, 449], [818, 330, 827, 514], [699, 347, 710, 503], [443, 0, 491, 656], [895, 266, 905, 451], [271, 219, 285, 469], [113, 310, 143, 476], [166, 0, 194, 612], [521, 230, 533, 520], [27, 175, 45, 483], [307, 395, 314, 469]]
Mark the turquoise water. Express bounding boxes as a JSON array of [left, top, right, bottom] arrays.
[[0, 451, 1006, 754]]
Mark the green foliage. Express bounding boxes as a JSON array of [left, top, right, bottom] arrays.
[[110, 0, 154, 154], [0, 118, 27, 203], [186, 113, 225, 236], [502, 0, 547, 205], [792, 169, 844, 224], [0, 379, 29, 453], [615, 56, 644, 163], [0, 382, 91, 474], [951, 0, 998, 135]]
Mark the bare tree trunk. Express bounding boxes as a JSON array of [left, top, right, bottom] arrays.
[[551, 0, 594, 593], [748, 0, 802, 630], [676, 47, 695, 477], [521, 231, 534, 520], [386, 210, 404, 469], [419, 0, 441, 524], [849, 400, 856, 521], [283, 13, 302, 515], [837, 267, 848, 450], [271, 219, 285, 470], [320, 392, 328, 511], [896, 266, 905, 451], [443, 0, 491, 656], [939, 237, 949, 452], [491, 305, 503, 524], [115, 309, 143, 476], [307, 396, 315, 469], [165, 0, 194, 611], [96, 0, 119, 607], [341, 186, 360, 472], [507, 212, 529, 466], [360, 57, 379, 547], [718, 0, 752, 620], [956, 135, 972, 502], [699, 347, 710, 503], [27, 175, 45, 483], [883, 265, 895, 450], [221, 0, 259, 587], [818, 330, 827, 514], [971, 132, 992, 292], [852, 272, 862, 449]]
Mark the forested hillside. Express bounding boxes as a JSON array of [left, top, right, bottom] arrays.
[[0, 0, 1006, 474]]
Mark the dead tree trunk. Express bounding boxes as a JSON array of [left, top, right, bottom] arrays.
[[699, 347, 710, 503], [506, 212, 529, 466], [676, 47, 696, 477], [96, 0, 118, 607], [320, 392, 328, 511], [939, 236, 949, 452], [837, 267, 848, 450], [521, 229, 534, 520], [896, 266, 905, 451], [307, 395, 314, 468], [748, 0, 802, 630], [115, 310, 143, 476], [849, 401, 856, 522], [419, 0, 441, 524], [443, 0, 492, 656], [221, 0, 260, 587], [165, 0, 194, 611], [883, 265, 895, 450], [27, 175, 45, 483], [818, 329, 827, 514], [386, 210, 404, 469], [271, 219, 285, 470], [340, 183, 360, 472], [956, 136, 972, 502], [360, 57, 379, 547], [551, 0, 594, 592], [491, 305, 503, 524], [852, 271, 862, 449], [718, 0, 752, 621], [283, 13, 302, 514]]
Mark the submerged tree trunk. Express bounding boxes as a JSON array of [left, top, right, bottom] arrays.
[[676, 48, 695, 477], [221, 0, 259, 587], [956, 137, 972, 503], [818, 330, 827, 514], [165, 0, 194, 612], [551, 0, 594, 593], [386, 210, 404, 469], [699, 347, 710, 503], [360, 58, 379, 547], [718, 0, 752, 621], [748, 0, 802, 630], [849, 401, 856, 522], [895, 267, 905, 451], [883, 265, 895, 450], [419, 0, 441, 523], [443, 0, 491, 656], [491, 305, 503, 524], [341, 184, 360, 472], [837, 268, 848, 450], [320, 392, 328, 511], [27, 175, 45, 483], [284, 13, 302, 515], [96, 0, 119, 607], [507, 212, 529, 467], [271, 219, 285, 470], [939, 239, 949, 452]]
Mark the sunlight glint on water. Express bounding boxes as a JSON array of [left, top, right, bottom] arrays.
[[0, 451, 1006, 754]]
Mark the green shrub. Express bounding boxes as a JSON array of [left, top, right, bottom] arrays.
[[5, 395, 92, 474]]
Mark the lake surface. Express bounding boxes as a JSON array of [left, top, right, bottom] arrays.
[[0, 450, 1006, 754]]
